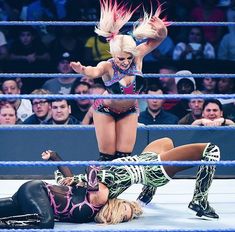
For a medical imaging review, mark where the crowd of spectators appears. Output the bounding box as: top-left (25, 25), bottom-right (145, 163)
top-left (0, 0), bottom-right (234, 126)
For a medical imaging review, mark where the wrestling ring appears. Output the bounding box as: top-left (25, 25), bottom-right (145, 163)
top-left (0, 19), bottom-right (235, 232)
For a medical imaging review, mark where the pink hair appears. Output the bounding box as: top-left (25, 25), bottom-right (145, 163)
top-left (95, 0), bottom-right (139, 40)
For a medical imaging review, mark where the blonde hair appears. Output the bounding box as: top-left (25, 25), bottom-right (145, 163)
top-left (191, 90), bottom-right (203, 95)
top-left (109, 35), bottom-right (138, 56)
top-left (95, 0), bottom-right (169, 57)
top-left (31, 88), bottom-right (51, 95)
top-left (133, 4), bottom-right (168, 41)
top-left (94, 198), bottom-right (143, 224)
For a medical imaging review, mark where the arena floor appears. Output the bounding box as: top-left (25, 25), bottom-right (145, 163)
top-left (0, 179), bottom-right (234, 231)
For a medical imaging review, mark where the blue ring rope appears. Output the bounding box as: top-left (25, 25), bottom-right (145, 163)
top-left (0, 73), bottom-right (235, 78)
top-left (0, 94), bottom-right (234, 100)
top-left (0, 125), bottom-right (234, 131)
top-left (2, 229), bottom-right (235, 232)
top-left (0, 21), bottom-right (235, 26)
top-left (0, 160), bottom-right (234, 167)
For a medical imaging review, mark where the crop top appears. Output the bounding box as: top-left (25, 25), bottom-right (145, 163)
top-left (103, 58), bottom-right (145, 94)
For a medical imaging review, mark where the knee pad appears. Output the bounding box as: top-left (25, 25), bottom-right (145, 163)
top-left (115, 151), bottom-right (131, 159)
top-left (202, 143), bottom-right (220, 162)
top-left (99, 152), bottom-right (115, 161)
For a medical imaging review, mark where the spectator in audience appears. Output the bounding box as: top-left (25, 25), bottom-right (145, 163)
top-left (44, 99), bottom-right (79, 125)
top-left (70, 80), bottom-right (91, 122)
top-left (226, 0), bottom-right (235, 27)
top-left (170, 70), bottom-right (196, 119)
top-left (0, 1), bottom-right (23, 21)
top-left (192, 99), bottom-right (234, 126)
top-left (200, 77), bottom-right (217, 94)
top-left (138, 84), bottom-right (179, 125)
top-left (217, 30), bottom-right (235, 61)
top-left (49, 26), bottom-right (84, 65)
top-left (65, 0), bottom-right (99, 21)
top-left (53, 0), bottom-right (67, 20)
top-left (178, 91), bottom-right (204, 125)
top-left (158, 65), bottom-right (179, 111)
top-left (0, 30), bottom-right (8, 61)
top-left (0, 0), bottom-right (9, 21)
top-left (223, 100), bottom-right (235, 122)
top-left (0, 0), bottom-right (20, 20)
top-left (217, 78), bottom-right (235, 94)
top-left (23, 89), bottom-right (51, 124)
top-left (42, 52), bottom-right (76, 94)
top-left (0, 102), bottom-right (19, 125)
top-left (173, 26), bottom-right (215, 60)
top-left (1, 78), bottom-right (33, 122)
top-left (217, 77), bottom-right (235, 104)
top-left (175, 70), bottom-right (196, 94)
top-left (9, 26), bottom-right (50, 72)
top-left (20, 0), bottom-right (57, 21)
top-left (82, 83), bottom-right (106, 125)
top-left (143, 36), bottom-right (175, 62)
top-left (217, 0), bottom-right (235, 61)
top-left (190, 0), bottom-right (225, 47)
top-left (80, 75), bottom-right (95, 86)
top-left (84, 34), bottom-right (112, 63)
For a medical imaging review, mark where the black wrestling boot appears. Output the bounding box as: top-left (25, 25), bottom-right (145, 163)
top-left (137, 185), bottom-right (157, 205)
top-left (188, 143), bottom-right (220, 219)
top-left (86, 166), bottom-right (99, 191)
top-left (114, 151), bottom-right (131, 159)
top-left (0, 214), bottom-right (40, 229)
top-left (99, 152), bottom-right (115, 161)
top-left (188, 200), bottom-right (219, 219)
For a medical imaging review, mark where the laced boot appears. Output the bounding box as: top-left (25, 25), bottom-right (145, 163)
top-left (188, 199), bottom-right (219, 219)
top-left (137, 185), bottom-right (157, 205)
top-left (188, 143), bottom-right (220, 219)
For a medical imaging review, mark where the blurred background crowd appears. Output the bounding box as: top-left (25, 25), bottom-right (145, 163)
top-left (0, 0), bottom-right (234, 126)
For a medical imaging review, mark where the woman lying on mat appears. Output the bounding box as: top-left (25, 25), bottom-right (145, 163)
top-left (0, 138), bottom-right (220, 228)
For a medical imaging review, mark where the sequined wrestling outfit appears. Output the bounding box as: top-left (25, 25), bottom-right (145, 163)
top-left (93, 58), bottom-right (145, 120)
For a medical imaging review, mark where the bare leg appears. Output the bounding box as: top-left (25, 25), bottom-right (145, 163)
top-left (159, 143), bottom-right (207, 177)
top-left (142, 137), bottom-right (174, 154)
top-left (116, 113), bottom-right (138, 156)
top-left (93, 112), bottom-right (116, 160)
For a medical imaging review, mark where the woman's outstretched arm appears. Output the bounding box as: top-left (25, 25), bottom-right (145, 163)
top-left (41, 150), bottom-right (73, 177)
top-left (70, 61), bottom-right (110, 79)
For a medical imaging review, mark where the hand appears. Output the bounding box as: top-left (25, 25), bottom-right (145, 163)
top-left (213, 118), bottom-right (225, 126)
top-left (201, 118), bottom-right (222, 126)
top-left (201, 118), bottom-right (214, 126)
top-left (149, 16), bottom-right (167, 39)
top-left (59, 177), bottom-right (75, 186)
top-left (186, 44), bottom-right (193, 53)
top-left (70, 61), bottom-right (85, 74)
top-left (41, 150), bottom-right (53, 160)
top-left (26, 53), bottom-right (36, 63)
